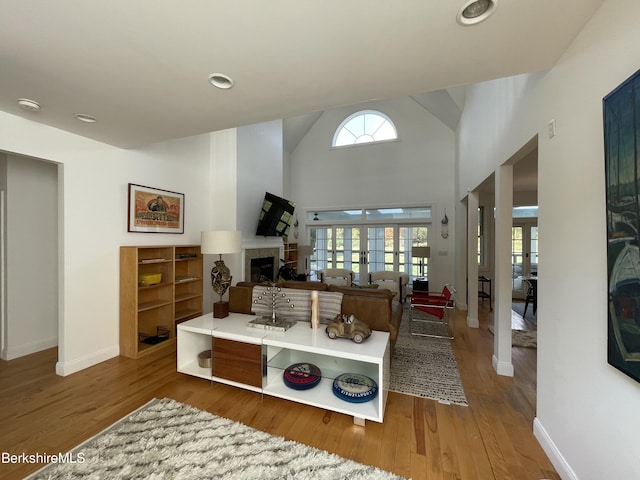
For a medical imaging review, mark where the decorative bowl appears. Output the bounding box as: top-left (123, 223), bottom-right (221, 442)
top-left (139, 272), bottom-right (162, 286)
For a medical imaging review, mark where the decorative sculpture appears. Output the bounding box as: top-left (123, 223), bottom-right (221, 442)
top-left (211, 259), bottom-right (232, 299)
top-left (248, 284), bottom-right (297, 331)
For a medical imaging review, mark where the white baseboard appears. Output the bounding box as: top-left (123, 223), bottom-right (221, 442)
top-left (492, 354), bottom-right (514, 376)
top-left (533, 417), bottom-right (578, 480)
top-left (1, 336), bottom-right (58, 360)
top-left (55, 345), bottom-right (119, 376)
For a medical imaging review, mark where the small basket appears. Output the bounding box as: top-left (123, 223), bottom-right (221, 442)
top-left (198, 350), bottom-right (212, 368)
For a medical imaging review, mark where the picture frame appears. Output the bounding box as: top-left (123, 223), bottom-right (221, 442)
top-left (127, 183), bottom-right (184, 234)
top-left (604, 68), bottom-right (640, 383)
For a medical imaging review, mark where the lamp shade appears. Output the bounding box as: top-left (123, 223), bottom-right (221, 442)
top-left (201, 231), bottom-right (241, 255)
top-left (297, 245), bottom-right (314, 257)
top-left (412, 246), bottom-right (431, 258)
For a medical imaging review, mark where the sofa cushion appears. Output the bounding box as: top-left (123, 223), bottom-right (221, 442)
top-left (280, 280), bottom-right (329, 291)
top-left (328, 285), bottom-right (394, 306)
top-left (229, 280), bottom-right (402, 353)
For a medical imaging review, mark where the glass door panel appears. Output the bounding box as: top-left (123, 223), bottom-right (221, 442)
top-left (309, 227), bottom-right (330, 279)
top-left (512, 222), bottom-right (538, 298)
top-left (530, 226), bottom-right (539, 275)
top-left (512, 226), bottom-right (524, 295)
top-left (335, 227), bottom-right (362, 283)
top-left (400, 226), bottom-right (429, 283)
top-left (368, 226), bottom-right (394, 273)
top-left (309, 226), bottom-right (362, 282)
top-left (312, 223), bottom-right (429, 284)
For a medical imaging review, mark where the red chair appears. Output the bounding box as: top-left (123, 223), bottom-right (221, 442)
top-left (410, 284), bottom-right (456, 339)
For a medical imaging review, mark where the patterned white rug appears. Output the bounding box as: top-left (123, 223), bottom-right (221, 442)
top-left (27, 398), bottom-right (406, 480)
top-left (389, 308), bottom-right (468, 406)
top-left (488, 324), bottom-right (537, 348)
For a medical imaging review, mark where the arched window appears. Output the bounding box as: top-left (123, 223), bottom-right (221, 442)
top-left (332, 110), bottom-right (398, 147)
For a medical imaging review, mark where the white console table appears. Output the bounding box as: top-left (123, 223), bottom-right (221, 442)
top-left (177, 313), bottom-right (390, 424)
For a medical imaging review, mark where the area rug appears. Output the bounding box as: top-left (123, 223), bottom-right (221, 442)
top-left (389, 308), bottom-right (468, 406)
top-left (488, 324), bottom-right (537, 348)
top-left (512, 301), bottom-right (537, 324)
top-left (28, 398), bottom-right (406, 480)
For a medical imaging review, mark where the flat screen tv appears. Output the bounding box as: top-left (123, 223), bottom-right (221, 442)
top-left (256, 192), bottom-right (296, 237)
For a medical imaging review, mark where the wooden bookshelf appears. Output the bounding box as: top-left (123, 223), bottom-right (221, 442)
top-left (120, 245), bottom-right (203, 359)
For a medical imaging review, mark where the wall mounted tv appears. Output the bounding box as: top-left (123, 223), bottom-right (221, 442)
top-left (256, 192), bottom-right (296, 237)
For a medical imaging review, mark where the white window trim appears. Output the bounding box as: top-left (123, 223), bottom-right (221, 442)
top-left (332, 110), bottom-right (398, 148)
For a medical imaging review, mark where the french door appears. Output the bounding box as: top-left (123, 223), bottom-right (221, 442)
top-left (312, 226), bottom-right (363, 282)
top-left (310, 224), bottom-right (428, 284)
top-left (512, 222), bottom-right (539, 298)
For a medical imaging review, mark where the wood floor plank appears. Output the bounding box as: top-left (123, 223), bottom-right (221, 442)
top-left (0, 303), bottom-right (560, 480)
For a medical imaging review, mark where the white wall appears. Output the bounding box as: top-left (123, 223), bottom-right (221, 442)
top-left (3, 155), bottom-right (58, 359)
top-left (237, 120), bottom-right (284, 243)
top-left (203, 121), bottom-right (285, 289)
top-left (289, 97), bottom-right (456, 289)
top-left (0, 111), bottom-right (217, 375)
top-left (457, 0), bottom-right (640, 478)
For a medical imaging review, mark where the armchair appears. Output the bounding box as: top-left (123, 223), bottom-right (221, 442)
top-left (318, 268), bottom-right (354, 286)
top-left (368, 271), bottom-right (410, 302)
top-left (410, 284), bottom-right (456, 339)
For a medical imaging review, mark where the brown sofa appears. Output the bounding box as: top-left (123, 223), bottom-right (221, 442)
top-left (228, 280), bottom-right (403, 351)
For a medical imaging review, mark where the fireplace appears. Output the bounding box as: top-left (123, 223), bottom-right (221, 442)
top-left (250, 257), bottom-right (275, 282)
top-left (244, 247), bottom-right (281, 283)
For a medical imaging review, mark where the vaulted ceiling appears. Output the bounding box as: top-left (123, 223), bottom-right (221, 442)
top-left (0, 1), bottom-right (604, 149)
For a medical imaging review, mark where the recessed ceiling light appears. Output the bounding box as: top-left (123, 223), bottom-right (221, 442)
top-left (74, 113), bottom-right (97, 123)
top-left (208, 73), bottom-right (234, 90)
top-left (17, 98), bottom-right (41, 112)
top-left (457, 0), bottom-right (497, 25)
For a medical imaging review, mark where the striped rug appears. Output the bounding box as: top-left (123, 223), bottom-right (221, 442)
top-left (389, 308), bottom-right (468, 406)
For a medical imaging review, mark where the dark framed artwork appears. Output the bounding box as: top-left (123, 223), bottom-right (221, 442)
top-left (604, 68), bottom-right (640, 383)
top-left (127, 183), bottom-right (184, 233)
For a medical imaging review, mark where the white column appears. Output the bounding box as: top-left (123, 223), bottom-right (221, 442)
top-left (493, 165), bottom-right (514, 376)
top-left (467, 191), bottom-right (479, 328)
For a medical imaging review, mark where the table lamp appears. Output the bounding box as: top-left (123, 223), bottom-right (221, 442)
top-left (297, 245), bottom-right (314, 276)
top-left (201, 230), bottom-right (241, 318)
top-left (412, 246), bottom-right (430, 279)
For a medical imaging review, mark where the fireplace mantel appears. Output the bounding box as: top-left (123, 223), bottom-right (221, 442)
top-left (242, 239), bottom-right (284, 282)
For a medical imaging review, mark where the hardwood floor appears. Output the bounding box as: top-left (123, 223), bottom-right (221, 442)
top-left (0, 304), bottom-right (558, 480)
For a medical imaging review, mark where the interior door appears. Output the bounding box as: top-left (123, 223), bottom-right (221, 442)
top-left (512, 222), bottom-right (538, 298)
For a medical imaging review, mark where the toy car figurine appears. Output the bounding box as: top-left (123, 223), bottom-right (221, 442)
top-left (325, 314), bottom-right (372, 344)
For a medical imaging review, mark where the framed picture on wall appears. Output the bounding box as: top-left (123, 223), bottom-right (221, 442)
top-left (127, 183), bottom-right (184, 234)
top-left (604, 68), bottom-right (640, 383)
